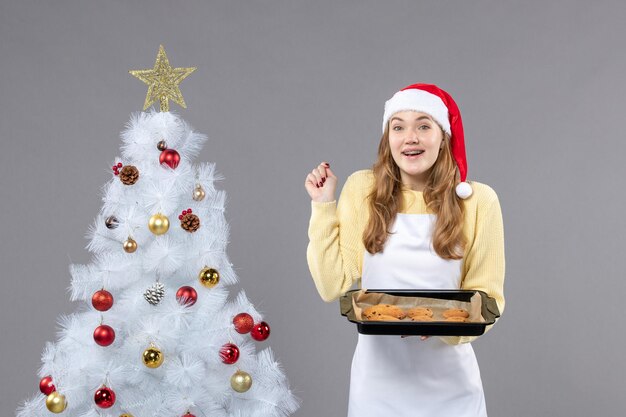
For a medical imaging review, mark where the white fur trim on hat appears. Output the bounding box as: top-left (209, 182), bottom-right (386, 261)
top-left (383, 89), bottom-right (451, 134)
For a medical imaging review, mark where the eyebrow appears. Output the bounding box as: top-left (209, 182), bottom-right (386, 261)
top-left (390, 115), bottom-right (432, 123)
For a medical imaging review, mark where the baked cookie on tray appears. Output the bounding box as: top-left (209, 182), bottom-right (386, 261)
top-left (444, 316), bottom-right (468, 322)
top-left (367, 314), bottom-right (402, 322)
top-left (409, 315), bottom-right (434, 322)
top-left (405, 307), bottom-right (434, 318)
top-left (362, 304), bottom-right (406, 320)
top-left (442, 308), bottom-right (469, 319)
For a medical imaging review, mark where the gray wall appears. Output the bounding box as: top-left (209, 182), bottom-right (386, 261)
top-left (1, 1), bottom-right (624, 416)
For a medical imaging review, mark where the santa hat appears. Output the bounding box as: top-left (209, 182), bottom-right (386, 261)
top-left (382, 83), bottom-right (472, 199)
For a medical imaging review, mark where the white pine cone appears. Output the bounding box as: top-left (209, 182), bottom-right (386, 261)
top-left (143, 282), bottom-right (165, 305)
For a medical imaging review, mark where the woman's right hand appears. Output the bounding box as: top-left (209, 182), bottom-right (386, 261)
top-left (305, 161), bottom-right (338, 203)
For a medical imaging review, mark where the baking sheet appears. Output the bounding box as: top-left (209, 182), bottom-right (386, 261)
top-left (352, 289), bottom-right (484, 323)
top-left (339, 289), bottom-right (500, 336)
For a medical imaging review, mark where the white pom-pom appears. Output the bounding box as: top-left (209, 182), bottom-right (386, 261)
top-left (455, 181), bottom-right (473, 199)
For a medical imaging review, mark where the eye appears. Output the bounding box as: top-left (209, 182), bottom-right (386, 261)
top-left (418, 124), bottom-right (430, 130)
top-left (392, 125), bottom-right (403, 131)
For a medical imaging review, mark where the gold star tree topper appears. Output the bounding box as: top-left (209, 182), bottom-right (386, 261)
top-left (129, 45), bottom-right (196, 112)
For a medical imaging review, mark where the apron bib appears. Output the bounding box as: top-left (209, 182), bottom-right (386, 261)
top-left (347, 214), bottom-right (487, 417)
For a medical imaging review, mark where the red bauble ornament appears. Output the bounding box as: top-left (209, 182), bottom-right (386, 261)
top-left (219, 343), bottom-right (240, 365)
top-left (92, 289), bottom-right (114, 311)
top-left (176, 286), bottom-right (198, 306)
top-left (93, 324), bottom-right (115, 346)
top-left (39, 375), bottom-right (56, 395)
top-left (94, 386), bottom-right (116, 408)
top-left (159, 149), bottom-right (181, 169)
top-left (233, 313), bottom-right (254, 334)
top-left (182, 414), bottom-right (196, 417)
top-left (251, 321), bottom-right (271, 341)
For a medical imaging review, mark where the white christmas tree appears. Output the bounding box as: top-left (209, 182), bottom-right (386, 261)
top-left (16, 46), bottom-right (299, 417)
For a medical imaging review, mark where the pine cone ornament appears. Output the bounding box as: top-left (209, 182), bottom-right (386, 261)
top-left (119, 165), bottom-right (139, 185)
top-left (180, 210), bottom-right (200, 233)
top-left (143, 282), bottom-right (165, 305)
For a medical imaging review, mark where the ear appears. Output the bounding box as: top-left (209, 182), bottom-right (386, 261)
top-left (440, 131), bottom-right (448, 149)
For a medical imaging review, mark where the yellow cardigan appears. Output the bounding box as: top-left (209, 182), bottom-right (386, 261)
top-left (306, 169), bottom-right (505, 344)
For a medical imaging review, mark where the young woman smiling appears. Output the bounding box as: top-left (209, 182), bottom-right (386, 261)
top-left (305, 83), bottom-right (505, 417)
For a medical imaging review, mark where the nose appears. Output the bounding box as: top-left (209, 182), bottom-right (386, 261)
top-left (406, 128), bottom-right (420, 143)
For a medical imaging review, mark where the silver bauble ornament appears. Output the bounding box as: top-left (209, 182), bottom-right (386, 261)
top-left (105, 215), bottom-right (118, 229)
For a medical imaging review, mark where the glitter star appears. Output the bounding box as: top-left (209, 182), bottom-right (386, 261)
top-left (129, 45), bottom-right (196, 112)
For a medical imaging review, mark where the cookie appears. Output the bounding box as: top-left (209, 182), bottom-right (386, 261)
top-left (409, 315), bottom-right (434, 322)
top-left (362, 304), bottom-right (406, 320)
top-left (444, 316), bottom-right (467, 322)
top-left (442, 308), bottom-right (469, 319)
top-left (367, 314), bottom-right (401, 322)
top-left (406, 307), bottom-right (434, 318)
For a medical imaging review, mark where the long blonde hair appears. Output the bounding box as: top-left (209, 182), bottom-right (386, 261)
top-left (363, 124), bottom-right (466, 259)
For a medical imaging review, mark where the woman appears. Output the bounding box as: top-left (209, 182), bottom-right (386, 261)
top-left (305, 83), bottom-right (505, 416)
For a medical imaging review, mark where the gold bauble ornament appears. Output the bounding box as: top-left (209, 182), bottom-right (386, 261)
top-left (120, 414), bottom-right (134, 417)
top-left (142, 346), bottom-right (164, 368)
top-left (46, 391), bottom-right (67, 413)
top-left (123, 237), bottom-right (137, 253)
top-left (198, 267), bottom-right (220, 288)
top-left (148, 213), bottom-right (170, 235)
top-left (230, 370), bottom-right (252, 393)
top-left (192, 184), bottom-right (206, 201)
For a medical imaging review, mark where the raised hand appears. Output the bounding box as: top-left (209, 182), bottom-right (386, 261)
top-left (304, 161), bottom-right (338, 203)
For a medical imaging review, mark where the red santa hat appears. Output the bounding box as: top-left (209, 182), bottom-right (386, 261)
top-left (382, 83), bottom-right (472, 199)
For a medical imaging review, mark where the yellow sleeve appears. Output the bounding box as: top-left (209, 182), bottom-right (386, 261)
top-left (306, 174), bottom-right (364, 302)
top-left (441, 190), bottom-right (505, 345)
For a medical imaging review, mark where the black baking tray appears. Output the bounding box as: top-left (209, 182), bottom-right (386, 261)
top-left (340, 289), bottom-right (500, 336)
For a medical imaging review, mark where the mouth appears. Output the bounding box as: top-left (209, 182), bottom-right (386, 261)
top-left (402, 150), bottom-right (425, 158)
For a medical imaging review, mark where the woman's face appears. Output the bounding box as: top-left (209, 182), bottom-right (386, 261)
top-left (388, 111), bottom-right (444, 191)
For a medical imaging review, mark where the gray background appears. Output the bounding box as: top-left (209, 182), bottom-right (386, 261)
top-left (1, 1), bottom-right (624, 416)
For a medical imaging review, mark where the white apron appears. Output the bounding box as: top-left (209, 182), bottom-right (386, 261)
top-left (347, 214), bottom-right (487, 417)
